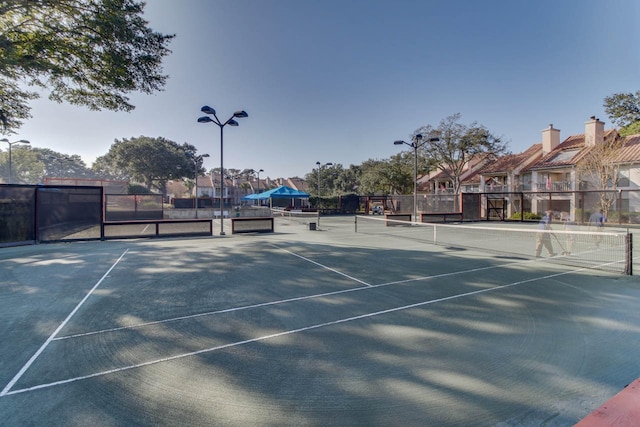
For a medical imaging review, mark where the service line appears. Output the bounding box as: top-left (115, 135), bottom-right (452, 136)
top-left (54, 246), bottom-right (527, 341)
top-left (0, 249), bottom-right (130, 397)
top-left (273, 245), bottom-right (373, 286)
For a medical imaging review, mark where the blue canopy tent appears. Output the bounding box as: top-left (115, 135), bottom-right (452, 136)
top-left (241, 185), bottom-right (310, 208)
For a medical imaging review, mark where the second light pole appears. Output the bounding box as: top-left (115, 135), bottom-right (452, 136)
top-left (256, 168), bottom-right (264, 205)
top-left (2, 138), bottom-right (31, 184)
top-left (394, 134), bottom-right (439, 222)
top-left (198, 106), bottom-right (248, 235)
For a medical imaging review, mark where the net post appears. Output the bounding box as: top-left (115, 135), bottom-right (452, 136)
top-left (433, 224), bottom-right (437, 245)
top-left (100, 186), bottom-right (105, 241)
top-left (625, 233), bottom-right (633, 276)
top-left (355, 215), bottom-right (358, 233)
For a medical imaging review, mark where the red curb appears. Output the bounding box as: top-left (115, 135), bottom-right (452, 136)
top-left (574, 378), bottom-right (640, 426)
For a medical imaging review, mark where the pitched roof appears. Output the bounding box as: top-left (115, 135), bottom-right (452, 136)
top-left (527, 130), bottom-right (618, 170)
top-left (461, 169), bottom-right (482, 185)
top-left (614, 134), bottom-right (640, 163)
top-left (285, 177), bottom-right (308, 192)
top-left (479, 144), bottom-right (542, 174)
top-left (196, 176), bottom-right (213, 187)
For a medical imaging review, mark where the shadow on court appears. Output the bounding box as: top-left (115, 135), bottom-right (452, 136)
top-left (0, 221), bottom-right (639, 426)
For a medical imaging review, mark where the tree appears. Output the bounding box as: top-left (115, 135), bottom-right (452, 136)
top-left (604, 91), bottom-right (640, 137)
top-left (92, 151), bottom-right (130, 180)
top-left (127, 183), bottom-right (151, 194)
top-left (241, 168), bottom-right (258, 179)
top-left (97, 136), bottom-right (197, 197)
top-left (33, 148), bottom-right (95, 179)
top-left (0, 0), bottom-right (174, 134)
top-left (357, 157), bottom-right (409, 195)
top-left (334, 164), bottom-right (360, 195)
top-left (415, 113), bottom-right (508, 195)
top-left (576, 133), bottom-right (625, 217)
top-left (305, 163), bottom-right (340, 196)
top-left (0, 143), bottom-right (40, 183)
top-left (0, 145), bottom-right (95, 183)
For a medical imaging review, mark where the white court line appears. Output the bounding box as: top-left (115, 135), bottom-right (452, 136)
top-left (55, 247), bottom-right (526, 341)
top-left (3, 266), bottom-right (586, 397)
top-left (273, 245), bottom-right (373, 286)
top-left (0, 249), bottom-right (130, 397)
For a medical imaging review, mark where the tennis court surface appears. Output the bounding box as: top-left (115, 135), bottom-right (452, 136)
top-left (1, 216), bottom-right (639, 426)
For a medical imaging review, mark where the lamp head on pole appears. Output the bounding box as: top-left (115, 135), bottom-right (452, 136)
top-left (393, 140), bottom-right (406, 146)
top-left (201, 105), bottom-right (216, 115)
top-left (233, 110), bottom-right (248, 118)
top-left (2, 138), bottom-right (30, 145)
top-left (197, 116), bottom-right (213, 123)
top-left (227, 119), bottom-right (239, 126)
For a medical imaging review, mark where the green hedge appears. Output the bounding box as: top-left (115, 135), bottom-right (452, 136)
top-left (509, 212), bottom-right (541, 220)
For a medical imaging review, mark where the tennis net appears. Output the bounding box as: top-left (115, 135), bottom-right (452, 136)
top-left (355, 215), bottom-right (632, 275)
top-left (271, 208), bottom-right (320, 227)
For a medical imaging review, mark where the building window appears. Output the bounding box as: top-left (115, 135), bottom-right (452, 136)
top-left (618, 168), bottom-right (630, 187)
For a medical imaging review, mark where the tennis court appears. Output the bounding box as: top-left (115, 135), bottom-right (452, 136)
top-left (1, 216), bottom-right (638, 426)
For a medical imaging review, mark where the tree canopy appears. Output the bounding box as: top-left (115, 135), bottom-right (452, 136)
top-left (94, 136), bottom-right (198, 194)
top-left (0, 145), bottom-right (95, 183)
top-left (414, 113), bottom-right (508, 195)
top-left (357, 155), bottom-right (414, 195)
top-left (604, 91), bottom-right (640, 137)
top-left (0, 0), bottom-right (174, 134)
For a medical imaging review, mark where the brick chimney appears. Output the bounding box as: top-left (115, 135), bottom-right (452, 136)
top-left (585, 116), bottom-right (604, 147)
top-left (541, 124), bottom-right (560, 155)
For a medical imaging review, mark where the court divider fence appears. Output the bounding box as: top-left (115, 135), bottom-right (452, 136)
top-left (2, 184), bottom-right (639, 248)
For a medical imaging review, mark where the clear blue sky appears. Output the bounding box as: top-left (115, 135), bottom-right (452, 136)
top-left (16, 0), bottom-right (640, 179)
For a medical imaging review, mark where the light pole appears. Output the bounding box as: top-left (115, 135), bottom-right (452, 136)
top-left (394, 134), bottom-right (439, 222)
top-left (2, 138), bottom-right (31, 184)
top-left (198, 106), bottom-right (248, 235)
top-left (192, 153), bottom-right (210, 218)
top-left (256, 168), bottom-right (263, 206)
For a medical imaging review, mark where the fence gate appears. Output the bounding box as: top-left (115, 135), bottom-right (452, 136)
top-left (487, 197), bottom-right (506, 220)
top-left (461, 193), bottom-right (481, 221)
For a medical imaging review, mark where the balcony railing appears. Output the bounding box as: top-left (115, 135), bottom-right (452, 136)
top-left (484, 184), bottom-right (508, 193)
top-left (535, 181), bottom-right (573, 191)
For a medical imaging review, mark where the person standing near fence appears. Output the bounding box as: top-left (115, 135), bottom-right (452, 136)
top-left (535, 210), bottom-right (556, 258)
top-left (589, 209), bottom-right (606, 247)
